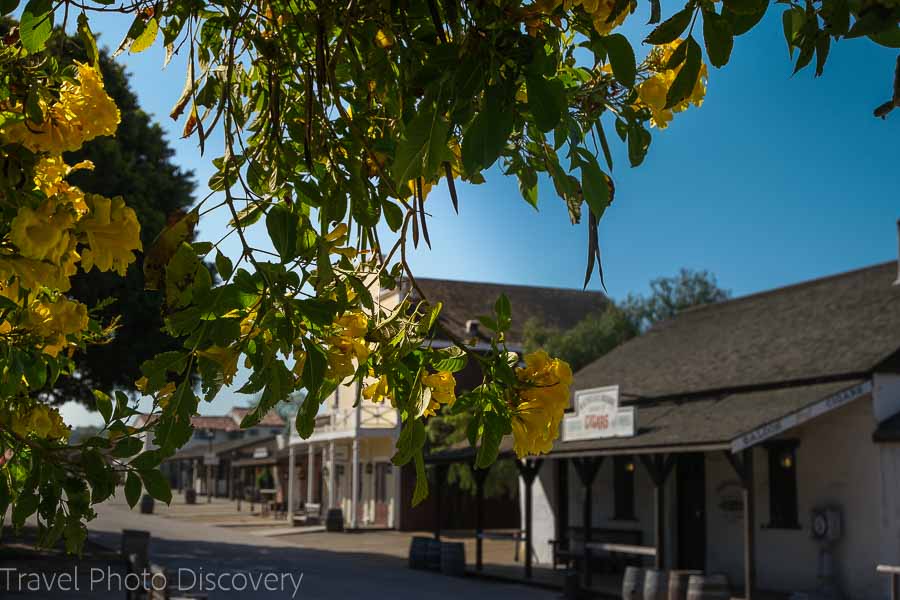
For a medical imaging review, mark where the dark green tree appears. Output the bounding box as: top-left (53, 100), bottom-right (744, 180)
top-left (620, 268), bottom-right (730, 332)
top-left (40, 32), bottom-right (196, 407)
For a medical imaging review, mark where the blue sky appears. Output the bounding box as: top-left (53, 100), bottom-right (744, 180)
top-left (60, 8), bottom-right (900, 427)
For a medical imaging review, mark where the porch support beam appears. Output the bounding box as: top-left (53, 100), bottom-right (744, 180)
top-left (287, 446), bottom-right (296, 523)
top-left (473, 465), bottom-right (489, 571)
top-left (723, 449), bottom-right (756, 600)
top-left (517, 459), bottom-right (543, 580)
top-left (572, 457), bottom-right (603, 588)
top-left (640, 454), bottom-right (675, 569)
top-left (433, 463), bottom-right (448, 541)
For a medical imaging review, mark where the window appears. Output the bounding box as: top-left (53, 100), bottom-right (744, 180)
top-left (614, 455), bottom-right (636, 520)
top-left (766, 441), bottom-right (800, 529)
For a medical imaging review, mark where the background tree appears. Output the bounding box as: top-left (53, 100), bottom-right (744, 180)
top-left (620, 268), bottom-right (730, 332)
top-left (40, 31), bottom-right (196, 407)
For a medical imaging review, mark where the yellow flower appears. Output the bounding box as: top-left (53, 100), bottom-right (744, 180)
top-left (10, 202), bottom-right (75, 264)
top-left (637, 39), bottom-right (708, 129)
top-left (33, 156), bottom-right (93, 214)
top-left (2, 63), bottom-right (120, 154)
top-left (28, 406), bottom-right (52, 438)
top-left (78, 194), bottom-right (142, 276)
top-left (196, 345), bottom-right (240, 385)
top-left (325, 312), bottom-right (370, 382)
top-left (0, 255), bottom-right (73, 292)
top-left (422, 398), bottom-right (442, 418)
top-left (363, 375), bottom-right (391, 404)
top-left (27, 296), bottom-right (88, 356)
top-left (510, 351), bottom-right (573, 458)
top-left (422, 370), bottom-right (456, 407)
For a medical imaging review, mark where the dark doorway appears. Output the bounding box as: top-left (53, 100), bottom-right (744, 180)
top-left (676, 453), bottom-right (706, 570)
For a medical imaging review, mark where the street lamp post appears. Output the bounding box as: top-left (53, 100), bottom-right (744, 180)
top-left (206, 429), bottom-right (214, 504)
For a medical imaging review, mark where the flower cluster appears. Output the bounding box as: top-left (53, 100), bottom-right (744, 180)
top-left (636, 40), bottom-right (708, 129)
top-left (421, 370), bottom-right (457, 417)
top-left (523, 0), bottom-right (634, 36)
top-left (325, 312), bottom-right (370, 382)
top-left (2, 404), bottom-right (70, 441)
top-left (3, 62), bottom-right (120, 154)
top-left (509, 350), bottom-right (573, 458)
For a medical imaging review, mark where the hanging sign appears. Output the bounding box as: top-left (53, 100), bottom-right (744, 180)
top-left (562, 385), bottom-right (635, 441)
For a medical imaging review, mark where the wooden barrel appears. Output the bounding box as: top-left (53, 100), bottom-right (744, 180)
top-left (325, 508), bottom-right (344, 532)
top-left (668, 571), bottom-right (703, 600)
top-left (440, 542), bottom-right (466, 576)
top-left (643, 569), bottom-right (669, 600)
top-left (140, 494), bottom-right (155, 514)
top-left (622, 566), bottom-right (645, 600)
top-left (425, 538), bottom-right (442, 571)
top-left (686, 574), bottom-right (730, 600)
top-left (408, 536), bottom-right (431, 569)
top-left (184, 488), bottom-right (196, 504)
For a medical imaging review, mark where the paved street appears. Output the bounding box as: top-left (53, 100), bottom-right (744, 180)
top-left (83, 497), bottom-right (557, 600)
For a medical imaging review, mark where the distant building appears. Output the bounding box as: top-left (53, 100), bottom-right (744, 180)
top-left (285, 276), bottom-right (607, 530)
top-left (134, 406), bottom-right (285, 451)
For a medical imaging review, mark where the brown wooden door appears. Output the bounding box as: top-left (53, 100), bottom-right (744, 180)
top-left (676, 453), bottom-right (707, 570)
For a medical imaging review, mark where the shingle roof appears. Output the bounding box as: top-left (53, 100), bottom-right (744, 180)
top-left (229, 407), bottom-right (286, 427)
top-left (168, 435), bottom-right (279, 461)
top-left (575, 261), bottom-right (900, 401)
top-left (191, 416), bottom-right (240, 431)
top-left (407, 277), bottom-right (608, 346)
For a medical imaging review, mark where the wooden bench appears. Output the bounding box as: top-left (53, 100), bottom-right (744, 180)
top-left (476, 530), bottom-right (528, 562)
top-left (292, 502), bottom-right (322, 525)
top-left (549, 527), bottom-right (643, 572)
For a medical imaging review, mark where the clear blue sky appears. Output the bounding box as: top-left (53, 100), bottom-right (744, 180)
top-left (60, 8), bottom-right (900, 427)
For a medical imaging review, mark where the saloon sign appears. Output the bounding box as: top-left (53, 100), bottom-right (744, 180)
top-left (562, 385), bottom-right (635, 441)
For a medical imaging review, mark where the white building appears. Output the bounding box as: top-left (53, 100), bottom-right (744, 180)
top-left (512, 259), bottom-right (900, 599)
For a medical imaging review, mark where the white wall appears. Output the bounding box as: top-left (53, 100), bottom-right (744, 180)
top-left (526, 393), bottom-right (889, 598)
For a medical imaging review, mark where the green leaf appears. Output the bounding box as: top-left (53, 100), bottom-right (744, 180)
top-left (431, 346), bottom-right (468, 373)
top-left (0, 0), bottom-right (20, 16)
top-left (392, 418), bottom-right (426, 466)
top-left (723, 3), bottom-right (768, 36)
top-left (140, 469), bottom-right (172, 504)
top-left (578, 152), bottom-right (611, 219)
top-left (645, 6), bottom-right (694, 45)
top-left (723, 0), bottom-right (766, 16)
top-left (494, 293), bottom-right (511, 332)
top-left (703, 8), bottom-right (734, 68)
top-left (94, 390), bottom-right (113, 424)
top-left (393, 106), bottom-right (450, 186)
top-left (19, 0), bottom-right (53, 53)
top-left (383, 200), bottom-right (404, 232)
top-left (870, 27), bottom-right (900, 48)
top-left (664, 36), bottom-right (702, 109)
top-left (124, 472), bottom-right (142, 509)
top-left (266, 203), bottom-right (299, 262)
top-left (603, 34), bottom-right (636, 89)
top-left (130, 451), bottom-right (162, 471)
top-left (12, 492), bottom-right (39, 528)
top-left (782, 8), bottom-right (805, 55)
top-left (475, 412), bottom-right (505, 469)
top-left (412, 452), bottom-right (429, 507)
top-left (77, 13), bottom-right (100, 68)
top-left (215, 250), bottom-right (234, 279)
top-left (815, 32), bottom-right (830, 76)
top-left (461, 86), bottom-right (514, 175)
top-left (526, 75), bottom-right (566, 132)
top-left (112, 437), bottom-right (144, 459)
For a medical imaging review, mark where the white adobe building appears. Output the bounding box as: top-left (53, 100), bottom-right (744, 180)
top-left (513, 258), bottom-right (900, 599)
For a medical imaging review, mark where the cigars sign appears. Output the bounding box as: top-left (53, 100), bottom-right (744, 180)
top-left (562, 385), bottom-right (635, 441)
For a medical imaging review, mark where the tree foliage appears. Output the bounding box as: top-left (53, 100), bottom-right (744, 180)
top-left (620, 268), bottom-right (730, 332)
top-left (0, 0), bottom-right (895, 553)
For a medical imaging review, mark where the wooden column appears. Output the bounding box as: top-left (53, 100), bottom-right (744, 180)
top-left (474, 465), bottom-right (489, 571)
top-left (557, 458), bottom-right (569, 545)
top-left (433, 463), bottom-right (448, 540)
top-left (640, 454), bottom-right (675, 570)
top-left (517, 459), bottom-right (543, 580)
top-left (725, 449), bottom-right (756, 600)
top-left (572, 457), bottom-right (603, 588)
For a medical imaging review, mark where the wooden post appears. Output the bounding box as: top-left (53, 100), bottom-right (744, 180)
top-left (724, 449), bottom-right (756, 600)
top-left (640, 454), bottom-right (675, 570)
top-left (474, 465), bottom-right (488, 571)
top-left (572, 457), bottom-right (603, 588)
top-left (433, 464), bottom-right (447, 541)
top-left (517, 459), bottom-right (543, 580)
top-left (557, 458), bottom-right (569, 546)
